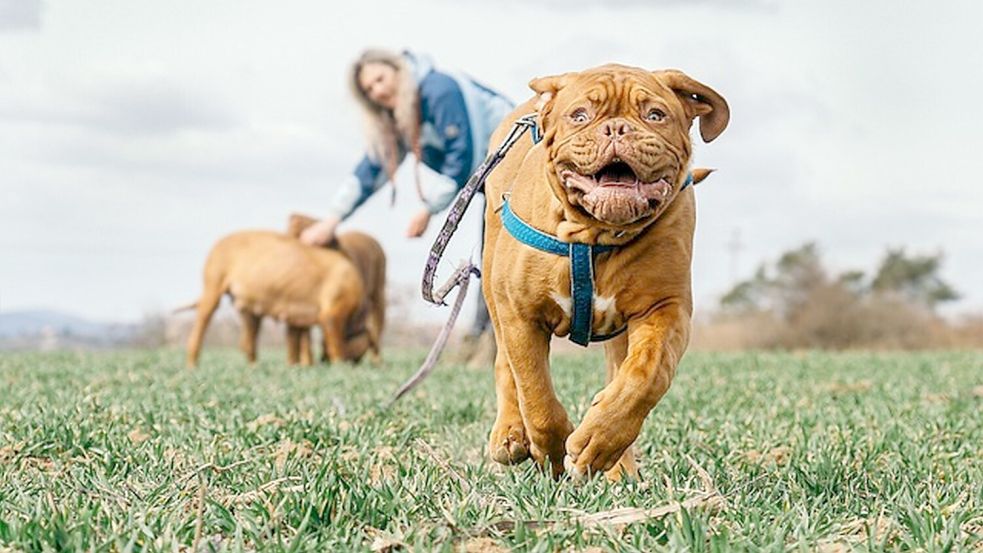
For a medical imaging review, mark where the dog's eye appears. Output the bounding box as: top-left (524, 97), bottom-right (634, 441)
top-left (569, 108), bottom-right (591, 124)
top-left (646, 108), bottom-right (666, 122)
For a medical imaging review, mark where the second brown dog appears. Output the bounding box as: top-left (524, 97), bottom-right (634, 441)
top-left (185, 223), bottom-right (385, 367)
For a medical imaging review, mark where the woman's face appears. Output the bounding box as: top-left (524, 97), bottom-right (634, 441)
top-left (359, 62), bottom-right (398, 110)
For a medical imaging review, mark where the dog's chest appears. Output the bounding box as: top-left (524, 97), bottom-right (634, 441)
top-left (547, 286), bottom-right (626, 338)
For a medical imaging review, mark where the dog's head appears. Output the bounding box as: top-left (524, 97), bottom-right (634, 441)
top-left (286, 212), bottom-right (343, 249)
top-left (530, 65), bottom-right (729, 231)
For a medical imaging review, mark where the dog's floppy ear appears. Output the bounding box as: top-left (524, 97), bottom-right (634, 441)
top-left (528, 72), bottom-right (577, 143)
top-left (656, 70), bottom-right (730, 143)
top-left (529, 72), bottom-right (576, 109)
top-left (286, 212), bottom-right (319, 238)
top-left (528, 71), bottom-right (578, 133)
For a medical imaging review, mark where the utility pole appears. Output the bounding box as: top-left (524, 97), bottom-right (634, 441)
top-left (726, 228), bottom-right (743, 283)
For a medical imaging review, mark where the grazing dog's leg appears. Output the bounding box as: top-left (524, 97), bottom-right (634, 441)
top-left (238, 310), bottom-right (261, 363)
top-left (498, 314), bottom-right (573, 478)
top-left (186, 288), bottom-right (223, 368)
top-left (319, 300), bottom-right (359, 364)
top-left (600, 334), bottom-right (640, 481)
top-left (564, 302), bottom-right (690, 479)
top-left (319, 314), bottom-right (345, 363)
top-left (366, 319), bottom-right (382, 364)
top-left (319, 270), bottom-right (363, 364)
top-left (286, 326), bottom-right (302, 365)
top-left (367, 289), bottom-right (385, 364)
top-left (363, 305), bottom-right (382, 365)
top-left (299, 328), bottom-right (313, 366)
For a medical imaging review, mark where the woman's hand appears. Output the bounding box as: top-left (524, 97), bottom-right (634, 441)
top-left (300, 216), bottom-right (341, 246)
top-left (405, 208), bottom-right (432, 238)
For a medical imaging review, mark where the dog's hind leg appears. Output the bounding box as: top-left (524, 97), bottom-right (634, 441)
top-left (186, 287), bottom-right (223, 368)
top-left (286, 325), bottom-right (302, 365)
top-left (600, 334), bottom-right (640, 481)
top-left (238, 310), bottom-right (261, 363)
top-left (298, 328), bottom-right (313, 366)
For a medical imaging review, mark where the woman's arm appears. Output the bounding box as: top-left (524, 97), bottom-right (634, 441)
top-left (301, 154), bottom-right (397, 246)
top-left (325, 155), bottom-right (392, 220)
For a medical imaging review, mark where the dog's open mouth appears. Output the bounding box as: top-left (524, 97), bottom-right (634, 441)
top-left (596, 161), bottom-right (637, 187)
top-left (560, 160), bottom-right (673, 225)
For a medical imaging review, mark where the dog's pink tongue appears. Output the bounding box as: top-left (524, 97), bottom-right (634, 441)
top-left (598, 164), bottom-right (637, 185)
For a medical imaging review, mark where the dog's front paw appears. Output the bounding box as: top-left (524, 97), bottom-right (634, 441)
top-left (564, 392), bottom-right (645, 480)
top-left (487, 419), bottom-right (530, 465)
top-left (604, 446), bottom-right (640, 481)
top-left (563, 450), bottom-right (638, 481)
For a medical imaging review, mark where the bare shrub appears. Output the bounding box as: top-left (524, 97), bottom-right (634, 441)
top-left (695, 242), bottom-right (982, 351)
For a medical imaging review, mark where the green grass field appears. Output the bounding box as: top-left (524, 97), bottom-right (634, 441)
top-left (1, 349), bottom-right (981, 552)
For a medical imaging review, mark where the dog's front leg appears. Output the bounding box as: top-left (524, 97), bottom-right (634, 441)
top-left (488, 345), bottom-right (531, 465)
top-left (564, 300), bottom-right (690, 479)
top-left (498, 313), bottom-right (573, 478)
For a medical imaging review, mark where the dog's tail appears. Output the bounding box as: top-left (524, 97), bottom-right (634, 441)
top-left (171, 301), bottom-right (198, 314)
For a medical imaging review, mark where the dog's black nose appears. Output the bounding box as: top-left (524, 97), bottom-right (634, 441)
top-left (600, 119), bottom-right (633, 139)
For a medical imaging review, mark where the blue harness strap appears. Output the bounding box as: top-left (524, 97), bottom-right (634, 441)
top-left (500, 200), bottom-right (620, 346)
top-left (569, 243), bottom-right (595, 345)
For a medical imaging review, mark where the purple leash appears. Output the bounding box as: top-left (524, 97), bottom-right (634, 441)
top-left (387, 114), bottom-right (538, 405)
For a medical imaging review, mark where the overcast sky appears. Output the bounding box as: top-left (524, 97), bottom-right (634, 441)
top-left (1, 0), bottom-right (981, 324)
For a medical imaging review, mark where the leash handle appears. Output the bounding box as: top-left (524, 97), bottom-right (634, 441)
top-left (420, 114), bottom-right (537, 306)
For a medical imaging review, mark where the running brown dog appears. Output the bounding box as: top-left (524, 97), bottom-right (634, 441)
top-left (481, 64), bottom-right (729, 480)
top-left (185, 226), bottom-right (385, 367)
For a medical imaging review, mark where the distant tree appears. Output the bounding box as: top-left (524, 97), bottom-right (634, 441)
top-left (772, 242), bottom-right (826, 315)
top-left (837, 270), bottom-right (867, 295)
top-left (720, 265), bottom-right (769, 311)
top-left (711, 242), bottom-right (965, 349)
top-left (720, 243), bottom-right (830, 317)
top-left (870, 248), bottom-right (959, 310)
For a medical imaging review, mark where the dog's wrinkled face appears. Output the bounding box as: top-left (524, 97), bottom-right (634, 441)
top-left (531, 65), bottom-right (729, 229)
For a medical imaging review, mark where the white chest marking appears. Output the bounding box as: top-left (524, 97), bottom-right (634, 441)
top-left (594, 295), bottom-right (619, 330)
top-left (550, 291), bottom-right (572, 318)
top-left (550, 292), bottom-right (619, 325)
top-left (594, 295), bottom-right (616, 315)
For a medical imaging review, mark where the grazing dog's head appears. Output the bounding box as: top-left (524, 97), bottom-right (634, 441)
top-left (531, 65), bottom-right (729, 231)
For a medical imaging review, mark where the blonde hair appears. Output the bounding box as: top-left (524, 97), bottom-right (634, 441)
top-left (349, 48), bottom-right (422, 200)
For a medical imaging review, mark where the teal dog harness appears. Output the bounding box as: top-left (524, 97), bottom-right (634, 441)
top-left (499, 169), bottom-right (693, 346)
